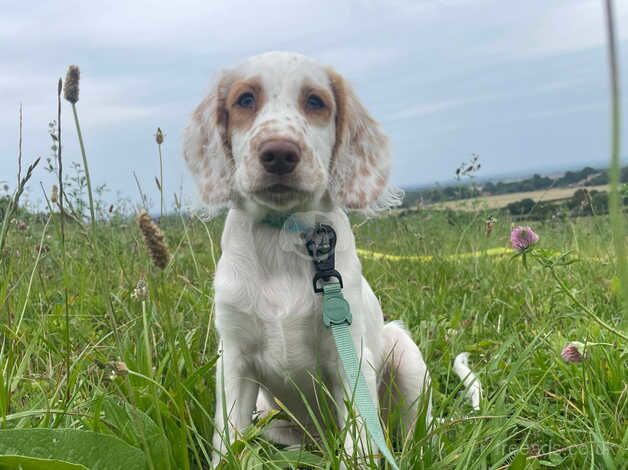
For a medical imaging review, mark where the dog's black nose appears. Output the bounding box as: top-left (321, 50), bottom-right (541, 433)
top-left (259, 140), bottom-right (300, 175)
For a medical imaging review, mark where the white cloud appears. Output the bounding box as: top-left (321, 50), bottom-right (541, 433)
top-left (385, 98), bottom-right (471, 121)
top-left (535, 78), bottom-right (591, 93)
top-left (523, 102), bottom-right (606, 120)
top-left (314, 46), bottom-right (407, 76)
top-left (473, 0), bottom-right (628, 60)
top-left (0, 63), bottom-right (162, 129)
top-left (384, 76), bottom-right (596, 123)
top-left (524, 0), bottom-right (628, 57)
top-left (0, 1), bottom-right (378, 53)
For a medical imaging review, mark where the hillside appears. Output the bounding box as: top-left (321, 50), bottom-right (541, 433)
top-left (403, 165), bottom-right (628, 207)
top-left (430, 184), bottom-right (610, 211)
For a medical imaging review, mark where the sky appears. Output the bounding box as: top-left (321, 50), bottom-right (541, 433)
top-left (1, 0), bottom-right (627, 211)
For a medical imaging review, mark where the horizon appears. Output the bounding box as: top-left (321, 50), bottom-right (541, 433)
top-left (5, 159), bottom-right (622, 211)
top-left (404, 158), bottom-right (627, 190)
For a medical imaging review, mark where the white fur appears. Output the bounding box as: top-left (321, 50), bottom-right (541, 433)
top-left (182, 52), bottom-right (429, 467)
top-left (453, 352), bottom-right (482, 411)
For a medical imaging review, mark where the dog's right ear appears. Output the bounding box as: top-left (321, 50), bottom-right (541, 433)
top-left (182, 72), bottom-right (235, 211)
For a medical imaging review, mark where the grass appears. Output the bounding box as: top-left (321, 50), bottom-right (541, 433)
top-left (0, 207), bottom-right (626, 469)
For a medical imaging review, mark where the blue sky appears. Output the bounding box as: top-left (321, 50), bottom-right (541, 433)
top-left (1, 0), bottom-right (627, 211)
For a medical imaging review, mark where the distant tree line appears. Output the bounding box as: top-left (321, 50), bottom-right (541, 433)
top-left (507, 188), bottom-right (627, 221)
top-left (404, 165), bottom-right (628, 207)
top-left (406, 185), bottom-right (481, 206)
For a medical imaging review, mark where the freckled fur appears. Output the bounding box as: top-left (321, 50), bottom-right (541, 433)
top-left (183, 52), bottom-right (402, 215)
top-left (182, 52), bottom-right (428, 467)
top-left (226, 76), bottom-right (266, 133)
top-left (299, 82), bottom-right (334, 126)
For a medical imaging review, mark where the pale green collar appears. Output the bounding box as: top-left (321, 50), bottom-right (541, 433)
top-left (259, 213), bottom-right (308, 233)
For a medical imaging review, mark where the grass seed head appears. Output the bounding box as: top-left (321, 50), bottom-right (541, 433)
top-left (51, 185), bottom-right (59, 204)
top-left (155, 127), bottom-right (164, 144)
top-left (137, 210), bottom-right (170, 269)
top-left (112, 361), bottom-right (129, 376)
top-left (486, 215), bottom-right (497, 236)
top-left (132, 278), bottom-right (149, 300)
top-left (63, 65), bottom-right (81, 104)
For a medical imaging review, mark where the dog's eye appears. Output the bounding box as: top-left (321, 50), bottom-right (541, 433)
top-left (236, 92), bottom-right (255, 109)
top-left (306, 94), bottom-right (325, 110)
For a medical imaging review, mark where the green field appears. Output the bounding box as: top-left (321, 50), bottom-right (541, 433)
top-left (1, 206), bottom-right (626, 469)
top-left (427, 185), bottom-right (610, 211)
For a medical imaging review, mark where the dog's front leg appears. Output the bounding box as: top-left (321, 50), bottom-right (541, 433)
top-left (212, 341), bottom-right (259, 468)
top-left (331, 347), bottom-right (380, 468)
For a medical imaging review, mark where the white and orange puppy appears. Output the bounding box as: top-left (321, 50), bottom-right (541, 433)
top-left (182, 51), bottom-right (431, 467)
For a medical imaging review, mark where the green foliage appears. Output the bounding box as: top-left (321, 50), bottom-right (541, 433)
top-left (0, 455), bottom-right (87, 470)
top-left (405, 184), bottom-right (481, 206)
top-left (486, 172), bottom-right (555, 196)
top-left (0, 195), bottom-right (11, 219)
top-left (503, 187), bottom-right (628, 221)
top-left (2, 208), bottom-right (625, 469)
top-left (555, 166), bottom-right (599, 186)
top-left (0, 429), bottom-right (146, 470)
top-left (506, 198), bottom-right (535, 216)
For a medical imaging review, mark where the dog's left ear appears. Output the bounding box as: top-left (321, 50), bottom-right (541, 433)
top-left (182, 71), bottom-right (235, 214)
top-left (327, 68), bottom-right (402, 212)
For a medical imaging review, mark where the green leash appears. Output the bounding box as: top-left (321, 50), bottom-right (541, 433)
top-left (304, 224), bottom-right (400, 470)
top-left (322, 283), bottom-right (400, 470)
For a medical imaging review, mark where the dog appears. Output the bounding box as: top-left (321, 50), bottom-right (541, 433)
top-left (183, 51), bottom-right (432, 467)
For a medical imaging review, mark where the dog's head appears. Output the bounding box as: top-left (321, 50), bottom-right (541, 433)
top-left (183, 51), bottom-right (401, 215)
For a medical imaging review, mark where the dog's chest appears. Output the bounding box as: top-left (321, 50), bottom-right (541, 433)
top-left (216, 257), bottom-right (339, 376)
top-left (252, 279), bottom-right (338, 377)
top-left (253, 309), bottom-right (336, 385)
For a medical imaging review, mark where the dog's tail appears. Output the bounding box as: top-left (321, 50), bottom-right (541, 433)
top-left (452, 352), bottom-right (482, 411)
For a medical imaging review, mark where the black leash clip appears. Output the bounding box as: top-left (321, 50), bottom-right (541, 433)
top-left (304, 224), bottom-right (343, 293)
